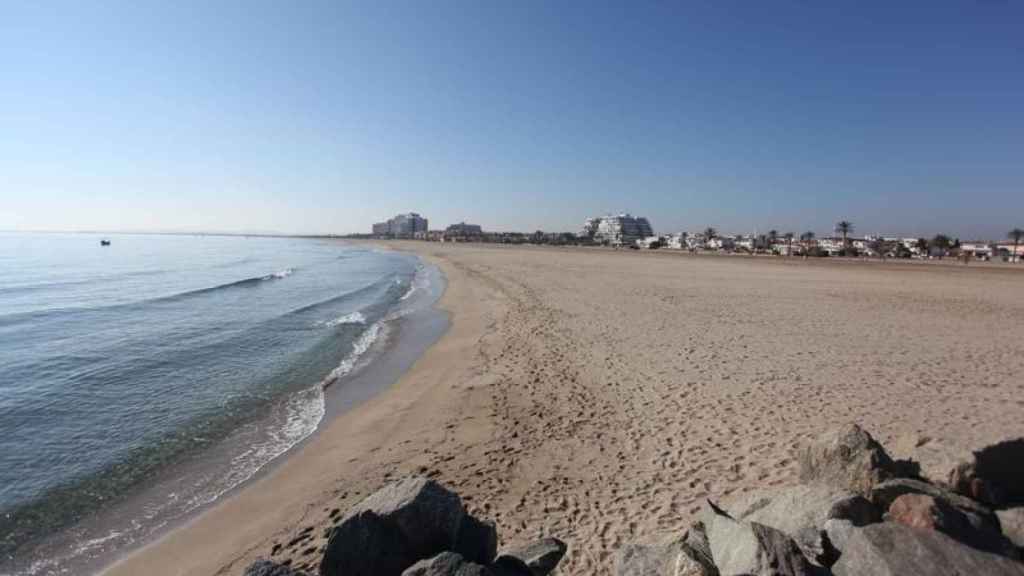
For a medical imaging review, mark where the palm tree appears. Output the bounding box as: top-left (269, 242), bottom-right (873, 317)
top-left (800, 231), bottom-right (815, 257)
top-left (835, 221), bottom-right (854, 249)
top-left (703, 227), bottom-right (717, 239)
top-left (915, 238), bottom-right (928, 258)
top-left (767, 230), bottom-right (778, 254)
top-left (930, 234), bottom-right (951, 260)
top-left (1009, 228), bottom-right (1024, 263)
top-left (784, 232), bottom-right (795, 256)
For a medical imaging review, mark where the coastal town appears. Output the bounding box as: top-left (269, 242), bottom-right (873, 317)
top-left (364, 212), bottom-right (1024, 262)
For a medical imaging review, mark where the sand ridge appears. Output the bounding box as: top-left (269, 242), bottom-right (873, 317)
top-left (104, 243), bottom-right (1024, 576)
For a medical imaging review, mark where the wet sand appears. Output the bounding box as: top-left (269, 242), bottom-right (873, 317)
top-left (104, 243), bottom-right (1024, 575)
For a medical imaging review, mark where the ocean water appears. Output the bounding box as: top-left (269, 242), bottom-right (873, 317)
top-left (0, 232), bottom-right (426, 574)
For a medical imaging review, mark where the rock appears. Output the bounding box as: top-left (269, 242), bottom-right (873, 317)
top-left (826, 495), bottom-right (880, 526)
top-left (321, 477), bottom-right (467, 576)
top-left (724, 483), bottom-right (876, 566)
top-left (682, 522), bottom-right (716, 572)
top-left (869, 477), bottom-right (999, 534)
top-left (998, 507), bottom-right (1024, 549)
top-left (886, 493), bottom-right (1016, 557)
top-left (831, 522), bottom-right (1024, 576)
top-left (244, 560), bottom-right (310, 576)
top-left (455, 515), bottom-right (498, 565)
top-left (497, 537), bottom-right (567, 576)
top-left (893, 434), bottom-right (1024, 506)
top-left (887, 493), bottom-right (961, 531)
top-left (613, 530), bottom-right (718, 576)
top-left (705, 501), bottom-right (815, 576)
top-left (822, 519), bottom-right (856, 555)
top-left (401, 552), bottom-right (488, 576)
top-left (488, 555), bottom-right (534, 576)
top-left (798, 424), bottom-right (899, 495)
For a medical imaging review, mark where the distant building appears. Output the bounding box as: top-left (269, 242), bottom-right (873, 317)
top-left (581, 214), bottom-right (654, 246)
top-left (372, 212), bottom-right (429, 237)
top-left (706, 236), bottom-right (735, 251)
top-left (445, 222), bottom-right (483, 237)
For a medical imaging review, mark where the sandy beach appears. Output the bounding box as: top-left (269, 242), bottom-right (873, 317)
top-left (104, 243), bottom-right (1024, 576)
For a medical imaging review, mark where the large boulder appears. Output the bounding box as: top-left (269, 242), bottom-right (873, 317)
top-left (704, 501), bottom-right (815, 576)
top-left (496, 537), bottom-right (567, 576)
top-left (998, 507), bottom-right (1024, 549)
top-left (893, 434), bottom-right (1024, 507)
top-left (724, 484), bottom-right (878, 566)
top-left (797, 424), bottom-right (900, 495)
top-left (831, 522), bottom-right (1024, 576)
top-left (321, 477), bottom-right (467, 576)
top-left (455, 515), bottom-right (499, 565)
top-left (822, 519), bottom-right (856, 555)
top-left (886, 493), bottom-right (1017, 557)
top-left (244, 560), bottom-right (310, 576)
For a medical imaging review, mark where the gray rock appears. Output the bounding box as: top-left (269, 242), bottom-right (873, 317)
top-left (724, 483), bottom-right (873, 566)
top-left (401, 552), bottom-right (488, 576)
top-left (321, 510), bottom-right (411, 576)
top-left (893, 434), bottom-right (1024, 506)
top-left (998, 507), bottom-right (1024, 549)
top-left (822, 519), bottom-right (856, 555)
top-left (614, 536), bottom-right (718, 576)
top-left (321, 477), bottom-right (467, 576)
top-left (705, 501), bottom-right (815, 576)
top-left (497, 537), bottom-right (567, 576)
top-left (244, 560), bottom-right (310, 576)
top-left (488, 555), bottom-right (535, 576)
top-left (455, 515), bottom-right (498, 565)
top-left (826, 495), bottom-right (880, 526)
top-left (797, 424), bottom-right (899, 496)
top-left (682, 522), bottom-right (716, 572)
top-left (831, 522), bottom-right (1024, 576)
top-left (869, 477), bottom-right (999, 534)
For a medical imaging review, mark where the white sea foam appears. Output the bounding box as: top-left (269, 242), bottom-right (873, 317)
top-left (323, 321), bottom-right (383, 388)
top-left (322, 311), bottom-right (366, 327)
top-left (182, 384), bottom-right (326, 513)
top-left (265, 268), bottom-right (294, 280)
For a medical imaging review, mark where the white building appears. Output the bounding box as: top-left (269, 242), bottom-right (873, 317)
top-left (706, 236), bottom-right (735, 251)
top-left (581, 214), bottom-right (654, 246)
top-left (372, 212), bottom-right (429, 237)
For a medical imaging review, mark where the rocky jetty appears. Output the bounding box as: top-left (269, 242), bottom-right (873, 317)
top-left (243, 424), bottom-right (1024, 575)
top-left (243, 476), bottom-right (566, 576)
top-left (616, 423), bottom-right (1024, 575)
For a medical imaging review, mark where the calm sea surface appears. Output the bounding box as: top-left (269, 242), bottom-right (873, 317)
top-left (0, 232), bottom-right (424, 574)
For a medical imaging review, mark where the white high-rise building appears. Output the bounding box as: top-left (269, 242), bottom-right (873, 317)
top-left (581, 214), bottom-right (654, 246)
top-left (371, 212), bottom-right (429, 237)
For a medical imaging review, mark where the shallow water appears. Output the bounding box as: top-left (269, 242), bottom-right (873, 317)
top-left (0, 232), bottom-right (422, 573)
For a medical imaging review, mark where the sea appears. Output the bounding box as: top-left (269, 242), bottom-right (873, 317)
top-left (0, 232), bottom-right (443, 575)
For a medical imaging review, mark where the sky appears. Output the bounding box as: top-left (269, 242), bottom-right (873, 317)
top-left (1, 1), bottom-right (1022, 239)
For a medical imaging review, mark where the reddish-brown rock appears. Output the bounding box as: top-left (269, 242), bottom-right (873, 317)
top-left (886, 493), bottom-right (1018, 558)
top-left (887, 494), bottom-right (959, 532)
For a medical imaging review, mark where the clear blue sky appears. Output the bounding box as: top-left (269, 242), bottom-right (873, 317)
top-left (2, 1), bottom-right (1021, 238)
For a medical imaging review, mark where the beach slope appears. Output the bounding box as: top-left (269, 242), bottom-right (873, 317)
top-left (105, 244), bottom-right (1024, 576)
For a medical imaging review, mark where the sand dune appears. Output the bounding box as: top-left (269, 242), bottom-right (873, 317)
top-left (105, 243), bottom-right (1024, 576)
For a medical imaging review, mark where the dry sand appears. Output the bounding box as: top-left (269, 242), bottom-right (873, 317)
top-left (104, 243), bottom-right (1024, 575)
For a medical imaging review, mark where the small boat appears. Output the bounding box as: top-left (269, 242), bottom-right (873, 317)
top-left (100, 239), bottom-right (111, 246)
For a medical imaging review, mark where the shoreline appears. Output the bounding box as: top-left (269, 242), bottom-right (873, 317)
top-left (100, 244), bottom-right (491, 576)
top-left (6, 243), bottom-right (447, 576)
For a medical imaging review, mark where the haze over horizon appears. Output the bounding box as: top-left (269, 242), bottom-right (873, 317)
top-left (2, 1), bottom-right (1022, 239)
